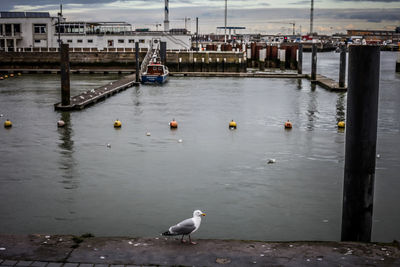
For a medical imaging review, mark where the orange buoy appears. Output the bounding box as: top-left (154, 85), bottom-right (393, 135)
top-left (284, 120), bottom-right (292, 129)
top-left (170, 119), bottom-right (178, 129)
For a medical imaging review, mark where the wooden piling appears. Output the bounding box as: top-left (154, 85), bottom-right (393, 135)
top-left (298, 44), bottom-right (303, 74)
top-left (60, 43), bottom-right (70, 106)
top-left (135, 42), bottom-right (140, 83)
top-left (311, 44), bottom-right (317, 81)
top-left (339, 45), bottom-right (346, 88)
top-left (341, 45), bottom-right (380, 242)
top-left (396, 52), bottom-right (400, 73)
top-left (160, 42), bottom-right (167, 65)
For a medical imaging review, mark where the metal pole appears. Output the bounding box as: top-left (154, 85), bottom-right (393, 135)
top-left (339, 45), bottom-right (346, 87)
top-left (310, 0), bottom-right (314, 35)
top-left (311, 43), bottom-right (317, 80)
top-left (196, 17), bottom-right (199, 51)
top-left (298, 44), bottom-right (303, 74)
top-left (135, 42), bottom-right (140, 83)
top-left (341, 45), bottom-right (380, 242)
top-left (60, 43), bottom-right (70, 106)
top-left (224, 0), bottom-right (227, 43)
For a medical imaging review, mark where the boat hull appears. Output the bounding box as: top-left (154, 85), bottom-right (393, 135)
top-left (141, 73), bottom-right (168, 84)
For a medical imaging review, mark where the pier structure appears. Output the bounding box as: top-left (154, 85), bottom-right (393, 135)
top-left (54, 74), bottom-right (138, 111)
top-left (342, 45), bottom-right (380, 242)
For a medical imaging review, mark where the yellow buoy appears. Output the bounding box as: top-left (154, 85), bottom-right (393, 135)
top-left (17, 73), bottom-right (22, 76)
top-left (229, 120), bottom-right (237, 129)
top-left (114, 119), bottom-right (122, 128)
top-left (4, 119), bottom-right (12, 128)
top-left (338, 121), bottom-right (345, 128)
top-left (170, 119), bottom-right (178, 129)
top-left (284, 120), bottom-right (292, 129)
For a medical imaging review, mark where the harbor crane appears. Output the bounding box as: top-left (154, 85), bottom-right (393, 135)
top-left (267, 21), bottom-right (296, 35)
top-left (145, 23), bottom-right (162, 31)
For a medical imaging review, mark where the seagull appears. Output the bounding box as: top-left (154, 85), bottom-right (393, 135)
top-left (162, 210), bottom-right (206, 244)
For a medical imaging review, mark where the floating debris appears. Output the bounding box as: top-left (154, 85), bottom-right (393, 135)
top-left (178, 139), bottom-right (183, 143)
top-left (45, 235), bottom-right (51, 239)
top-left (100, 256), bottom-right (105, 259)
top-left (128, 241), bottom-right (133, 245)
top-left (0, 247), bottom-right (5, 251)
top-left (381, 247), bottom-right (387, 251)
top-left (260, 254), bottom-right (264, 257)
top-left (322, 219), bottom-right (329, 223)
top-left (267, 159), bottom-right (276, 164)
top-left (216, 258), bottom-right (231, 264)
top-left (107, 143), bottom-right (111, 148)
top-left (377, 154), bottom-right (381, 158)
top-left (146, 132), bottom-right (151, 136)
top-left (289, 244), bottom-right (294, 248)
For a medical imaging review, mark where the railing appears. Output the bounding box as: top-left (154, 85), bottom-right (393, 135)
top-left (161, 33), bottom-right (190, 50)
top-left (0, 47), bottom-right (149, 53)
top-left (140, 40), bottom-right (154, 77)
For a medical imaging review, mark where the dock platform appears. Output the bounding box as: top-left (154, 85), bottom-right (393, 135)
top-left (170, 72), bottom-right (306, 79)
top-left (306, 74), bottom-right (347, 91)
top-left (54, 74), bottom-right (139, 111)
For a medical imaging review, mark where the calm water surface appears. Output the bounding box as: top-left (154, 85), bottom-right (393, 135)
top-left (0, 52), bottom-right (399, 242)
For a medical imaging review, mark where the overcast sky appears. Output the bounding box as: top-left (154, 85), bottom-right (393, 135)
top-left (3, 0), bottom-right (400, 34)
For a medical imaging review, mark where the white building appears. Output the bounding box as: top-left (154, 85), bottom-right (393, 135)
top-left (0, 11), bottom-right (191, 51)
top-left (0, 11), bottom-right (58, 51)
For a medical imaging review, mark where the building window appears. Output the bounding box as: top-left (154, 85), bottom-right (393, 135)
top-left (88, 39), bottom-right (93, 43)
top-left (139, 39), bottom-right (145, 43)
top-left (34, 24), bottom-right (47, 34)
top-left (77, 39), bottom-right (83, 43)
top-left (67, 40), bottom-right (73, 43)
top-left (128, 39), bottom-right (135, 43)
top-left (108, 40), bottom-right (114, 47)
top-left (118, 39), bottom-right (124, 43)
top-left (34, 39), bottom-right (41, 43)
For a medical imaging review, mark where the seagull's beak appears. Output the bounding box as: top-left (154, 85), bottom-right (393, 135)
top-left (201, 213), bottom-right (206, 216)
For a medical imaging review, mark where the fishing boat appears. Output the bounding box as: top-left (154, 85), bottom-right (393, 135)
top-left (141, 61), bottom-right (169, 84)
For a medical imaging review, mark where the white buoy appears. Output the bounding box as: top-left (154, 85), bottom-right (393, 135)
top-left (178, 139), bottom-right (183, 143)
top-left (57, 120), bottom-right (65, 127)
top-left (267, 159), bottom-right (276, 164)
top-left (107, 143), bottom-right (111, 148)
top-left (0, 114), bottom-right (3, 117)
top-left (377, 154), bottom-right (381, 159)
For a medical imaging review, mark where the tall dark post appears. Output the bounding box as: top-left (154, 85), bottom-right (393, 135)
top-left (196, 17), bottom-right (199, 51)
top-left (311, 43), bottom-right (317, 80)
top-left (339, 45), bottom-right (346, 88)
top-left (135, 42), bottom-right (140, 83)
top-left (298, 44), bottom-right (303, 74)
top-left (396, 52), bottom-right (400, 73)
top-left (341, 45), bottom-right (380, 242)
top-left (60, 43), bottom-right (70, 106)
top-left (160, 41), bottom-right (167, 65)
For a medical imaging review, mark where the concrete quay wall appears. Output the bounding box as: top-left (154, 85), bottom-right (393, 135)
top-left (0, 51), bottom-right (247, 72)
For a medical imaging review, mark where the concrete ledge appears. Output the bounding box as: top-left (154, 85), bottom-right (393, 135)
top-left (0, 234), bottom-right (399, 267)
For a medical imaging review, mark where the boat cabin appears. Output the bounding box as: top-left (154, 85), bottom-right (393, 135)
top-left (146, 64), bottom-right (165, 75)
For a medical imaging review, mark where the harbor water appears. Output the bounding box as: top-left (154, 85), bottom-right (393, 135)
top-left (0, 52), bottom-right (399, 242)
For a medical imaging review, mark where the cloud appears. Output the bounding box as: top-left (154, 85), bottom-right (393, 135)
top-left (337, 0), bottom-right (400, 2)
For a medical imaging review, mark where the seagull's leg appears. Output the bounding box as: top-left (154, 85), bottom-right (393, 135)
top-left (189, 235), bottom-right (197, 245)
top-left (180, 235), bottom-right (187, 243)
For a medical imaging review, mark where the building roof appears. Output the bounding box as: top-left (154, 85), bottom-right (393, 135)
top-left (0, 11), bottom-right (50, 18)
